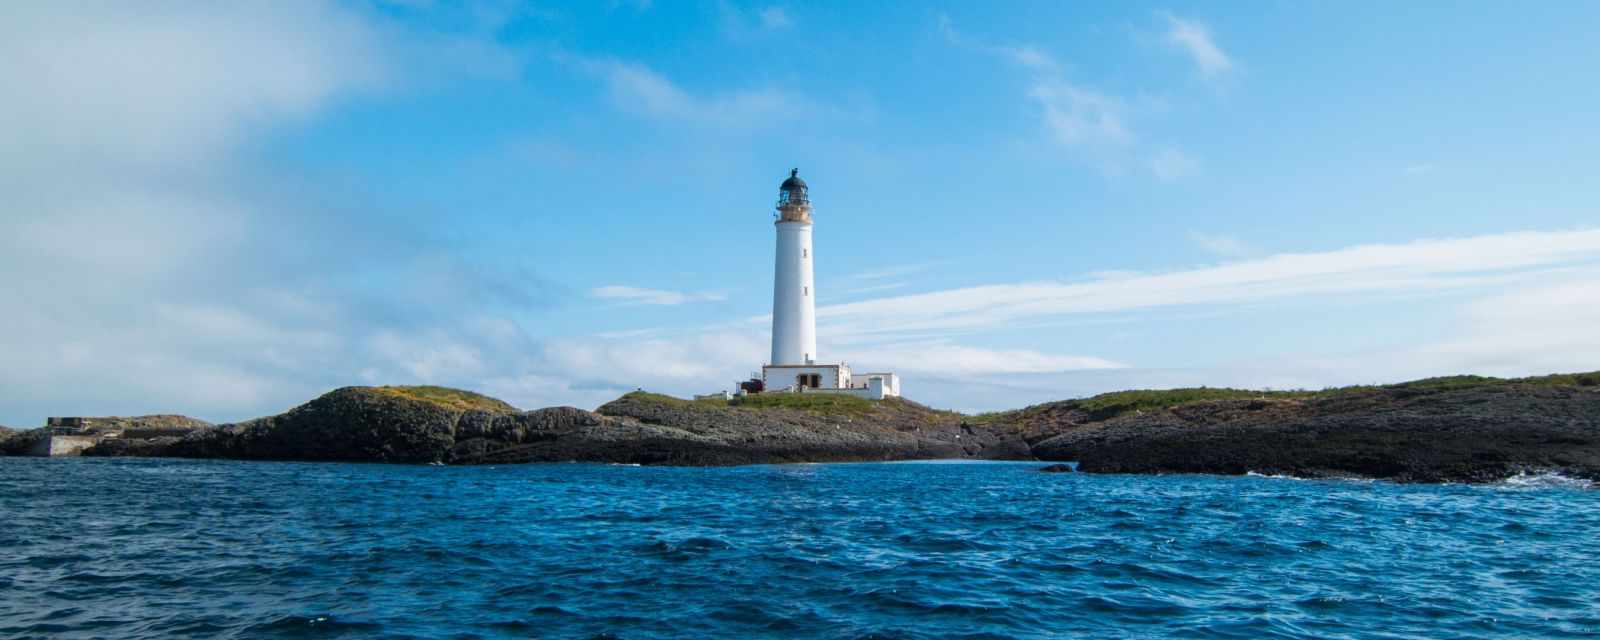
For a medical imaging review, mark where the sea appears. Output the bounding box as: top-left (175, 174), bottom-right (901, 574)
top-left (2, 458), bottom-right (1596, 639)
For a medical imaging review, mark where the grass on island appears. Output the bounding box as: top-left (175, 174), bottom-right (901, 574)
top-left (372, 385), bottom-right (519, 413)
top-left (621, 390), bottom-right (880, 416)
top-left (970, 370), bottom-right (1600, 424)
top-left (623, 369), bottom-right (1600, 425)
top-left (1389, 372), bottom-right (1599, 389)
top-left (729, 392), bottom-right (878, 415)
top-left (1072, 387), bottom-right (1302, 418)
top-left (620, 391), bottom-right (730, 408)
top-left (966, 387), bottom-right (1298, 425)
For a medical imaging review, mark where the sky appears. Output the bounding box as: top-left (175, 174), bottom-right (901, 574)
top-left (3, 1), bottom-right (1599, 425)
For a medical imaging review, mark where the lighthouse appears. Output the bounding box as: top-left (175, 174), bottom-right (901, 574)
top-left (771, 168), bottom-right (817, 366)
top-left (745, 169), bottom-right (900, 400)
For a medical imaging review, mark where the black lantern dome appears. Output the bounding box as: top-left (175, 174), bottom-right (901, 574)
top-left (778, 168), bottom-right (808, 206)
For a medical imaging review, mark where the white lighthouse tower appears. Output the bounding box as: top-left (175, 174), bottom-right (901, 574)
top-left (752, 169), bottom-right (901, 399)
top-left (771, 168), bottom-right (817, 366)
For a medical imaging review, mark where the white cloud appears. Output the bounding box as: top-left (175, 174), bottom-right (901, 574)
top-left (841, 271), bottom-right (1600, 411)
top-left (0, 3), bottom-right (530, 425)
top-left (1410, 280), bottom-right (1600, 374)
top-left (840, 282), bottom-right (909, 296)
top-left (545, 331), bottom-right (768, 389)
top-left (758, 7), bottom-right (793, 30)
top-left (817, 228), bottom-right (1600, 340)
top-left (844, 263), bottom-right (938, 281)
top-left (1149, 147), bottom-right (1201, 180)
top-left (0, 3), bottom-right (388, 171)
top-left (367, 329), bottom-right (488, 382)
top-left (599, 61), bottom-right (805, 127)
top-left (847, 343), bottom-right (1126, 375)
top-left (940, 15), bottom-right (1198, 179)
top-left (1029, 81), bottom-right (1133, 148)
top-left (1160, 12), bottom-right (1232, 77)
top-left (717, 3), bottom-right (796, 41)
top-left (937, 13), bottom-right (1060, 73)
top-left (1188, 231), bottom-right (1250, 257)
top-left (591, 285), bottom-right (728, 306)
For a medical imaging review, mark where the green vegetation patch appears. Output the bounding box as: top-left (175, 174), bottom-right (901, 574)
top-left (1075, 387), bottom-right (1306, 418)
top-left (618, 369), bottom-right (1600, 428)
top-left (614, 390), bottom-right (881, 416)
top-left (971, 387), bottom-right (1305, 425)
top-left (1390, 371), bottom-right (1600, 389)
top-left (372, 386), bottom-right (519, 413)
top-left (971, 370), bottom-right (1600, 426)
top-left (615, 391), bottom-right (729, 408)
top-left (729, 393), bottom-right (877, 415)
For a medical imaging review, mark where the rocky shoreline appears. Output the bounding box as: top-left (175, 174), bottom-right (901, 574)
top-left (1027, 384), bottom-right (1600, 483)
top-left (3, 374), bottom-right (1598, 484)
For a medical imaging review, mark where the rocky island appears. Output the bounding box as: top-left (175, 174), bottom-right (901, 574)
top-left (3, 373), bottom-right (1597, 484)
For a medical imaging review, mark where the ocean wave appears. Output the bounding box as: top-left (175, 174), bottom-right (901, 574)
top-left (3, 459), bottom-right (1598, 639)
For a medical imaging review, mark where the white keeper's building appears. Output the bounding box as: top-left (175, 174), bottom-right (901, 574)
top-left (750, 169), bottom-right (900, 400)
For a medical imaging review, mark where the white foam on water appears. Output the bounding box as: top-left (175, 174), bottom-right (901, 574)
top-left (1246, 471), bottom-right (1306, 481)
top-left (1497, 470), bottom-right (1595, 490)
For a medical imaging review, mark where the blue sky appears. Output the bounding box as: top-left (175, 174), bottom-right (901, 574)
top-left (3, 1), bottom-right (1599, 425)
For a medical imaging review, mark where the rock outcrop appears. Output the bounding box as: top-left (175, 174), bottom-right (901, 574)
top-left (0, 427), bottom-right (48, 456)
top-left (1026, 383), bottom-right (1600, 483)
top-left (588, 393), bottom-right (1029, 464)
top-left (76, 388), bottom-right (1028, 466)
top-left (17, 372), bottom-right (1596, 483)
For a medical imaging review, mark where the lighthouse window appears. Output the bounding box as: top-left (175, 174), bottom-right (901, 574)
top-left (803, 249), bottom-right (808, 258)
top-left (803, 286), bottom-right (808, 296)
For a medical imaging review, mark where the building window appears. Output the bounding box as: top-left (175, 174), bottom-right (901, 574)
top-left (803, 248), bottom-right (808, 258)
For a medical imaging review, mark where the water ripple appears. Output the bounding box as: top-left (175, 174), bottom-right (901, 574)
top-left (2, 458), bottom-right (1597, 639)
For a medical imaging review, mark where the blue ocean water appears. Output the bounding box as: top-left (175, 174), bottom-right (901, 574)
top-left (1, 459), bottom-right (1596, 639)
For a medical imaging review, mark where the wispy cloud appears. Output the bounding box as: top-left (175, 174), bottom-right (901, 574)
top-left (1160, 12), bottom-right (1232, 77)
top-left (847, 342), bottom-right (1126, 375)
top-left (719, 3), bottom-right (795, 41)
top-left (1029, 82), bottom-right (1132, 149)
top-left (1148, 147), bottom-right (1201, 180)
top-left (1188, 231), bottom-right (1250, 257)
top-left (596, 60), bottom-right (808, 127)
top-left (839, 282), bottom-right (909, 296)
top-left (758, 7), bottom-right (793, 30)
top-left (940, 14), bottom-right (1196, 179)
top-left (844, 263), bottom-right (938, 281)
top-left (818, 228), bottom-right (1600, 340)
top-left (938, 14), bottom-right (1060, 73)
top-left (591, 285), bottom-right (727, 306)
